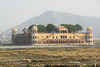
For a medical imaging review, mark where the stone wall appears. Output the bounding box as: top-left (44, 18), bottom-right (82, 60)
top-left (15, 33), bottom-right (32, 45)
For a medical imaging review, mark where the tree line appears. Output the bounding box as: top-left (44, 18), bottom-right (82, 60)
top-left (28, 24), bottom-right (82, 33)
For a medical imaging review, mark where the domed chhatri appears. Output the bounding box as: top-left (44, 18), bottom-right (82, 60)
top-left (87, 26), bottom-right (93, 33)
top-left (12, 26), bottom-right (93, 45)
top-left (25, 27), bottom-right (28, 29)
top-left (58, 26), bottom-right (67, 30)
top-left (87, 26), bottom-right (92, 30)
top-left (32, 26), bottom-right (38, 30)
top-left (12, 28), bottom-right (17, 32)
top-left (57, 26), bottom-right (68, 33)
top-left (23, 27), bottom-right (29, 34)
top-left (23, 27), bottom-right (28, 30)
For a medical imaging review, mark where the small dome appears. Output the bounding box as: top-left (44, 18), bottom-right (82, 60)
top-left (23, 27), bottom-right (28, 31)
top-left (12, 28), bottom-right (17, 31)
top-left (24, 27), bottom-right (28, 30)
top-left (25, 27), bottom-right (28, 29)
top-left (32, 26), bottom-right (38, 30)
top-left (87, 26), bottom-right (92, 30)
top-left (58, 26), bottom-right (67, 30)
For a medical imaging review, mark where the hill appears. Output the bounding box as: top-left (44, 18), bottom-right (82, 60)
top-left (0, 11), bottom-right (100, 41)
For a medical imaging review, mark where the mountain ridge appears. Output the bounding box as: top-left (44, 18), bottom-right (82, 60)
top-left (0, 11), bottom-right (100, 41)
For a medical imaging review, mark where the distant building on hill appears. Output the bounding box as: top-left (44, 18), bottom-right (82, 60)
top-left (12, 26), bottom-right (93, 45)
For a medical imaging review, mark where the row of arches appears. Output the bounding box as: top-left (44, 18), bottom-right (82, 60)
top-left (60, 30), bottom-right (68, 33)
top-left (43, 39), bottom-right (84, 44)
top-left (61, 36), bottom-right (75, 39)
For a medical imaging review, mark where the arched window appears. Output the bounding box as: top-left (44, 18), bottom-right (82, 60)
top-left (50, 41), bottom-right (52, 43)
top-left (61, 36), bottom-right (63, 39)
top-left (64, 41), bottom-right (66, 43)
top-left (65, 36), bottom-right (67, 38)
top-left (56, 36), bottom-right (58, 39)
top-left (63, 36), bottom-right (64, 38)
top-left (75, 41), bottom-right (77, 43)
top-left (53, 41), bottom-right (55, 43)
top-left (82, 41), bottom-right (83, 43)
top-left (65, 41), bottom-right (67, 43)
top-left (52, 36), bottom-right (54, 39)
top-left (65, 31), bottom-right (67, 33)
top-left (63, 30), bottom-right (65, 33)
top-left (63, 41), bottom-right (65, 43)
top-left (79, 41), bottom-right (80, 43)
top-left (46, 36), bottom-right (48, 38)
top-left (73, 36), bottom-right (75, 38)
top-left (61, 41), bottom-right (63, 43)
top-left (42, 36), bottom-right (43, 38)
top-left (70, 41), bottom-right (72, 43)
top-left (61, 30), bottom-right (63, 33)
top-left (70, 36), bottom-right (71, 39)
top-left (73, 41), bottom-right (74, 43)
top-left (47, 41), bottom-right (49, 43)
top-left (56, 41), bottom-right (57, 43)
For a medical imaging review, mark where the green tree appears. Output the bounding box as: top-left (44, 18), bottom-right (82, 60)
top-left (60, 24), bottom-right (68, 29)
top-left (68, 24), bottom-right (76, 33)
top-left (46, 24), bottom-right (57, 33)
top-left (28, 24), bottom-right (36, 31)
top-left (37, 25), bottom-right (46, 33)
top-left (60, 24), bottom-right (76, 33)
top-left (75, 24), bottom-right (82, 32)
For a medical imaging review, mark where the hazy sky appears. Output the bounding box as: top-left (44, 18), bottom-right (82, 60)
top-left (0, 0), bottom-right (100, 32)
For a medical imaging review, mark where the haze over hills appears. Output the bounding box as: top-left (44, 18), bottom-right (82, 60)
top-left (0, 30), bottom-right (2, 33)
top-left (0, 30), bottom-right (3, 34)
top-left (0, 11), bottom-right (100, 41)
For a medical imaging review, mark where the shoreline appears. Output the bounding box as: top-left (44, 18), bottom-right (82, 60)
top-left (0, 45), bottom-right (100, 49)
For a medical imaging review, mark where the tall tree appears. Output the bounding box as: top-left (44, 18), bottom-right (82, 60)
top-left (60, 24), bottom-right (68, 29)
top-left (28, 24), bottom-right (36, 31)
top-left (75, 24), bottom-right (82, 32)
top-left (46, 24), bottom-right (57, 33)
top-left (37, 25), bottom-right (46, 33)
top-left (61, 24), bottom-right (76, 33)
top-left (68, 24), bottom-right (76, 33)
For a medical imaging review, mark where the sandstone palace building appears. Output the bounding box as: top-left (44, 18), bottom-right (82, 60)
top-left (12, 26), bottom-right (93, 45)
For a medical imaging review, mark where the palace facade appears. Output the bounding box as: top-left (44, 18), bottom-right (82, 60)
top-left (12, 26), bottom-right (93, 45)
